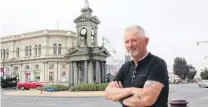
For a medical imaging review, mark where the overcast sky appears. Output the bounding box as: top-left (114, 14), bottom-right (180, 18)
top-left (0, 0), bottom-right (208, 70)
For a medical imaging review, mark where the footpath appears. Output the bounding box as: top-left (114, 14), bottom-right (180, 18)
top-left (4, 90), bottom-right (105, 97)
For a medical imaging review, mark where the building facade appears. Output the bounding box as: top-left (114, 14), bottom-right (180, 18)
top-left (0, 0), bottom-right (109, 86)
top-left (1, 30), bottom-right (76, 83)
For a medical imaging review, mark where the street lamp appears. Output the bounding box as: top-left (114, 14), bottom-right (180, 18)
top-left (196, 41), bottom-right (208, 46)
top-left (196, 41), bottom-right (208, 60)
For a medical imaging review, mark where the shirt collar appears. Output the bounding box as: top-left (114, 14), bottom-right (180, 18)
top-left (139, 52), bottom-right (149, 61)
top-left (131, 52), bottom-right (150, 65)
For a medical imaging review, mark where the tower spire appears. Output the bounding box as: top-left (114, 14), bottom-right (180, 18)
top-left (85, 0), bottom-right (89, 8)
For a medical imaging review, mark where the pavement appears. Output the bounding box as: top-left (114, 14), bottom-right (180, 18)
top-left (4, 90), bottom-right (105, 97)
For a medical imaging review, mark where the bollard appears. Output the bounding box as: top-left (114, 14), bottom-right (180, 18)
top-left (40, 87), bottom-right (44, 94)
top-left (169, 98), bottom-right (188, 107)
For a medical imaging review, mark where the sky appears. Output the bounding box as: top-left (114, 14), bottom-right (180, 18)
top-left (0, 0), bottom-right (208, 71)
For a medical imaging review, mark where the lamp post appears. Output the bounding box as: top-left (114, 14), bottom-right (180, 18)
top-left (196, 41), bottom-right (208, 46)
top-left (197, 41), bottom-right (208, 60)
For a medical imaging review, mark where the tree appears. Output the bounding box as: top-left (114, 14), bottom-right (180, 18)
top-left (173, 57), bottom-right (189, 80)
top-left (200, 67), bottom-right (208, 80)
top-left (187, 69), bottom-right (197, 80)
top-left (186, 64), bottom-right (197, 80)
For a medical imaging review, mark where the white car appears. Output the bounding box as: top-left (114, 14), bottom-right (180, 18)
top-left (198, 80), bottom-right (208, 88)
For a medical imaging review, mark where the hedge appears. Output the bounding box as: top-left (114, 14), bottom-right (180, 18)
top-left (45, 84), bottom-right (69, 92)
top-left (71, 83), bottom-right (108, 91)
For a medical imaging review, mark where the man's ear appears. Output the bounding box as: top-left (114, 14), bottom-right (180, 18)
top-left (144, 37), bottom-right (149, 46)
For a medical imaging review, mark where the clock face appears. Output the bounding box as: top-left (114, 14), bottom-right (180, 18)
top-left (80, 28), bottom-right (87, 35)
top-left (91, 29), bottom-right (95, 36)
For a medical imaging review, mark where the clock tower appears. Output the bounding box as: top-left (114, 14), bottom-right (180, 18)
top-left (74, 0), bottom-right (100, 47)
top-left (65, 0), bottom-right (110, 86)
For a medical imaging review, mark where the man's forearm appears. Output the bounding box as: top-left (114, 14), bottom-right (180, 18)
top-left (123, 88), bottom-right (152, 107)
top-left (123, 95), bottom-right (148, 107)
top-left (104, 87), bottom-right (132, 102)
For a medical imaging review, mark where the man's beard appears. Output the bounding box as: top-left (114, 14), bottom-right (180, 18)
top-left (127, 49), bottom-right (139, 57)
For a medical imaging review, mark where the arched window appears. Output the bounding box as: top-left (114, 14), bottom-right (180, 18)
top-left (34, 65), bottom-right (39, 70)
top-left (16, 48), bottom-right (20, 57)
top-left (58, 44), bottom-right (62, 54)
top-left (34, 45), bottom-right (37, 56)
top-left (14, 66), bottom-right (18, 72)
top-left (25, 65), bottom-right (30, 82)
top-left (25, 46), bottom-right (28, 56)
top-left (38, 44), bottom-right (41, 55)
top-left (53, 44), bottom-right (57, 54)
top-left (6, 49), bottom-right (9, 58)
top-left (29, 46), bottom-right (32, 56)
top-left (12, 66), bottom-right (19, 78)
top-left (25, 65), bottom-right (30, 71)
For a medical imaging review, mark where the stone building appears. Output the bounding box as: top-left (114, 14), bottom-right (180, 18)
top-left (0, 0), bottom-right (110, 86)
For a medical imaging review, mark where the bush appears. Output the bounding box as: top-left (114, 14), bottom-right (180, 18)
top-left (45, 84), bottom-right (69, 92)
top-left (71, 83), bottom-right (108, 92)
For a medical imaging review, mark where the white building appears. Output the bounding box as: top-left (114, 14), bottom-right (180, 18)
top-left (168, 72), bottom-right (180, 83)
top-left (1, 30), bottom-right (76, 83)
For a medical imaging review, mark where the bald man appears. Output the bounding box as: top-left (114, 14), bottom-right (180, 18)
top-left (104, 25), bottom-right (169, 107)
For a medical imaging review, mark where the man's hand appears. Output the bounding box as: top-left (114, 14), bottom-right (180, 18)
top-left (123, 80), bottom-right (164, 107)
top-left (104, 81), bottom-right (132, 102)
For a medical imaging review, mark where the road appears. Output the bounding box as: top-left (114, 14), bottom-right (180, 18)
top-left (1, 83), bottom-right (208, 107)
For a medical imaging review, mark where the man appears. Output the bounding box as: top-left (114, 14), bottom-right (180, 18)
top-left (104, 25), bottom-right (169, 107)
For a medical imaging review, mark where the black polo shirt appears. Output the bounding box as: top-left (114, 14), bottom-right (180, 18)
top-left (114, 53), bottom-right (169, 107)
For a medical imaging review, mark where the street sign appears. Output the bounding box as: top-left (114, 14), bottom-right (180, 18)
top-left (45, 88), bottom-right (55, 92)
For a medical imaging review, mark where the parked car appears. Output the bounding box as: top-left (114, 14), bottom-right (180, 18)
top-left (198, 80), bottom-right (208, 88)
top-left (17, 81), bottom-right (45, 90)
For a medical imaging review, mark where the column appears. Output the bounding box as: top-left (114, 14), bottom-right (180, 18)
top-left (19, 64), bottom-right (22, 82)
top-left (45, 62), bottom-right (48, 81)
top-left (43, 62), bottom-right (45, 81)
top-left (69, 61), bottom-right (74, 86)
top-left (88, 60), bottom-right (93, 84)
top-left (73, 62), bottom-right (78, 85)
top-left (101, 62), bottom-right (104, 83)
top-left (84, 61), bottom-right (88, 83)
top-left (95, 29), bottom-right (98, 46)
top-left (96, 61), bottom-right (101, 84)
top-left (103, 62), bottom-right (106, 83)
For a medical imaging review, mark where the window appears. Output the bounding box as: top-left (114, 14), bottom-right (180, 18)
top-left (53, 44), bottom-right (57, 54)
top-left (16, 48), bottom-right (20, 57)
top-left (25, 65), bottom-right (30, 82)
top-left (6, 49), bottom-right (9, 58)
top-left (58, 44), bottom-right (62, 54)
top-left (49, 71), bottom-right (54, 82)
top-left (34, 65), bottom-right (40, 81)
top-left (25, 46), bottom-right (28, 56)
top-left (12, 66), bottom-right (19, 78)
top-left (38, 44), bottom-right (41, 55)
top-left (29, 46), bottom-right (32, 56)
top-left (34, 45), bottom-right (37, 56)
top-left (49, 63), bottom-right (54, 69)
top-left (34, 65), bottom-right (39, 70)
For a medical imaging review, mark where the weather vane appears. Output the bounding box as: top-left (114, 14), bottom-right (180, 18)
top-left (85, 0), bottom-right (89, 8)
